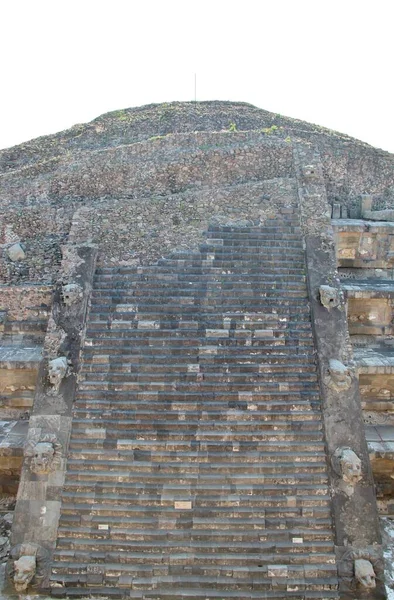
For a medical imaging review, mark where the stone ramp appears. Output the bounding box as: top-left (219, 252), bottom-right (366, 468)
top-left (50, 214), bottom-right (339, 598)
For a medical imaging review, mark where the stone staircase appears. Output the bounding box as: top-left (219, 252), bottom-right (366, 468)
top-left (50, 213), bottom-right (339, 598)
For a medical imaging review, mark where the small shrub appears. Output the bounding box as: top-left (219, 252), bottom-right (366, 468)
top-left (149, 135), bottom-right (167, 142)
top-left (261, 125), bottom-right (279, 135)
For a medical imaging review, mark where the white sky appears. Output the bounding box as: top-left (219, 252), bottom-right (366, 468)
top-left (1, 0), bottom-right (393, 152)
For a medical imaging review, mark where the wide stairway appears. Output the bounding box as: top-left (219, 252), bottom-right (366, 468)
top-left (51, 213), bottom-right (339, 598)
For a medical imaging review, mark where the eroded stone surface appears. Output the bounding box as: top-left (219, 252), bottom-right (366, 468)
top-left (7, 543), bottom-right (49, 592)
top-left (47, 357), bottom-right (68, 392)
top-left (61, 283), bottom-right (83, 306)
top-left (24, 434), bottom-right (62, 475)
top-left (332, 446), bottom-right (362, 485)
top-left (319, 284), bottom-right (341, 310)
top-left (355, 558), bottom-right (377, 589)
top-left (324, 358), bottom-right (353, 392)
top-left (6, 244), bottom-right (25, 262)
top-left (364, 209), bottom-right (394, 222)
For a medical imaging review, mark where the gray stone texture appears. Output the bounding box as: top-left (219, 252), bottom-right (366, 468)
top-left (295, 144), bottom-right (385, 598)
top-left (8, 244), bottom-right (97, 594)
top-left (1, 101), bottom-right (394, 287)
top-left (0, 101), bottom-right (392, 599)
top-left (6, 244), bottom-right (25, 262)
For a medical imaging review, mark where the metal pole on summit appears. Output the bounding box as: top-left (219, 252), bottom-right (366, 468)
top-left (194, 73), bottom-right (197, 103)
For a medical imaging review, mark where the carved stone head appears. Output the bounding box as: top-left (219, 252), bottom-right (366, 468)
top-left (319, 285), bottom-right (341, 310)
top-left (48, 356), bottom-right (68, 391)
top-left (25, 434), bottom-right (62, 475)
top-left (31, 442), bottom-right (55, 474)
top-left (355, 558), bottom-right (376, 589)
top-left (13, 555), bottom-right (36, 592)
top-left (324, 359), bottom-right (352, 392)
top-left (8, 543), bottom-right (49, 592)
top-left (339, 546), bottom-right (383, 592)
top-left (333, 447), bottom-right (362, 485)
top-left (61, 283), bottom-right (83, 306)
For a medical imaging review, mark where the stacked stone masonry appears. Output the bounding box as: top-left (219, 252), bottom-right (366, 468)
top-left (0, 102), bottom-right (391, 599)
top-left (51, 216), bottom-right (339, 598)
top-left (332, 219), bottom-right (394, 519)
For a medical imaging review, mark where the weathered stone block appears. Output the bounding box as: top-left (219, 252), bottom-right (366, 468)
top-left (6, 243), bottom-right (25, 262)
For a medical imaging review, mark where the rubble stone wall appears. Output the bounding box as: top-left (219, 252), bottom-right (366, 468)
top-left (1, 101), bottom-right (393, 211)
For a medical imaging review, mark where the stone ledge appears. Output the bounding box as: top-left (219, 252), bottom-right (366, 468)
top-left (343, 281), bottom-right (394, 298)
top-left (0, 421), bottom-right (28, 456)
top-left (332, 218), bottom-right (394, 232)
top-left (354, 348), bottom-right (394, 374)
top-left (367, 425), bottom-right (394, 453)
top-left (0, 346), bottom-right (42, 368)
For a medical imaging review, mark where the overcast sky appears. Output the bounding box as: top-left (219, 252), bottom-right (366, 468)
top-left (1, 0), bottom-right (393, 152)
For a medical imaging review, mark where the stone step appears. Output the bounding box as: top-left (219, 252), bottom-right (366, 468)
top-left (77, 371), bottom-right (317, 384)
top-left (83, 327), bottom-right (313, 340)
top-left (74, 383), bottom-right (319, 396)
top-left (93, 276), bottom-right (307, 286)
top-left (202, 239), bottom-right (304, 248)
top-left (67, 447), bottom-right (326, 462)
top-left (51, 558), bottom-right (336, 577)
top-left (54, 529), bottom-right (335, 548)
top-left (68, 438), bottom-right (325, 453)
top-left (58, 502), bottom-right (332, 518)
top-left (80, 361), bottom-right (316, 374)
top-left (70, 429), bottom-right (324, 443)
top-left (89, 298), bottom-right (310, 311)
top-left (59, 501), bottom-right (332, 520)
top-left (172, 246), bottom-right (305, 257)
top-left (94, 274), bottom-right (307, 285)
top-left (51, 567), bottom-right (338, 590)
top-left (93, 269), bottom-right (307, 284)
top-left (102, 265), bottom-right (306, 277)
top-left (58, 508), bottom-right (332, 527)
top-left (88, 314), bottom-right (311, 326)
top-left (62, 470), bottom-right (328, 485)
top-left (55, 537), bottom-right (336, 565)
top-left (74, 387), bottom-right (320, 398)
top-left (79, 368), bottom-right (316, 380)
top-left (72, 401), bottom-right (320, 415)
top-left (59, 493), bottom-right (331, 514)
top-left (204, 230), bottom-right (302, 239)
top-left (70, 414), bottom-right (322, 430)
top-left (82, 338), bottom-right (314, 351)
top-left (65, 458), bottom-right (328, 475)
top-left (90, 290), bottom-right (309, 301)
top-left (80, 357), bottom-right (316, 370)
top-left (93, 271), bottom-right (307, 283)
top-left (89, 311), bottom-right (311, 324)
top-left (81, 346), bottom-right (316, 357)
top-left (90, 289), bottom-right (309, 299)
top-left (74, 391), bottom-right (321, 406)
top-left (51, 586), bottom-right (339, 600)
top-left (72, 407), bottom-right (320, 422)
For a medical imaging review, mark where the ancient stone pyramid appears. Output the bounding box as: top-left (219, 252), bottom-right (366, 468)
top-left (1, 102), bottom-right (393, 599)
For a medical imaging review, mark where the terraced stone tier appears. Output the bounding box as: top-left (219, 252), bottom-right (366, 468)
top-left (333, 219), bottom-right (394, 270)
top-left (51, 215), bottom-right (339, 598)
